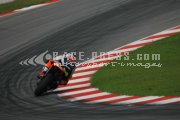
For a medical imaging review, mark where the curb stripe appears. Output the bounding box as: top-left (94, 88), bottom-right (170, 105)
top-left (67, 90), bottom-right (103, 98)
top-left (68, 77), bottom-right (90, 84)
top-left (58, 88), bottom-right (98, 97)
top-left (135, 96), bottom-right (177, 104)
top-left (57, 25), bottom-right (180, 105)
top-left (56, 83), bottom-right (90, 91)
top-left (149, 97), bottom-right (180, 105)
top-left (74, 67), bottom-right (101, 74)
top-left (114, 96), bottom-right (162, 104)
top-left (172, 26), bottom-right (180, 30)
top-left (118, 42), bottom-right (152, 50)
top-left (75, 65), bottom-right (104, 72)
top-left (69, 77), bottom-right (90, 81)
top-left (85, 95), bottom-right (130, 104)
top-left (151, 29), bottom-right (180, 36)
top-left (72, 70), bottom-right (97, 77)
top-left (69, 92), bottom-right (110, 102)
top-left (0, 0), bottom-right (59, 17)
top-left (64, 81), bottom-right (90, 86)
top-left (143, 33), bottom-right (176, 40)
top-left (70, 74), bottom-right (93, 80)
top-left (58, 86), bottom-right (93, 93)
top-left (127, 39), bottom-right (157, 46)
top-left (0, 11), bottom-right (15, 16)
top-left (85, 94), bottom-right (119, 101)
top-left (105, 96), bottom-right (141, 104)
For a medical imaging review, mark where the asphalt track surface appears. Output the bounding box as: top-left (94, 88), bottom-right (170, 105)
top-left (0, 0), bottom-right (180, 120)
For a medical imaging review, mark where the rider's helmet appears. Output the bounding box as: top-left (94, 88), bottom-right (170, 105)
top-left (66, 53), bottom-right (76, 63)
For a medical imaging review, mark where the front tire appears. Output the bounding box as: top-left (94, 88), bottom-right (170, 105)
top-left (34, 73), bottom-right (53, 96)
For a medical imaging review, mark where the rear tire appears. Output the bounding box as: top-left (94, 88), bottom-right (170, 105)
top-left (34, 74), bottom-right (53, 96)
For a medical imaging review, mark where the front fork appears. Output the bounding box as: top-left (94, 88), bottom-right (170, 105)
top-left (37, 66), bottom-right (50, 79)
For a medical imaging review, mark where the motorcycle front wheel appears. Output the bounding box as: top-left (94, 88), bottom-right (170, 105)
top-left (34, 73), bottom-right (53, 96)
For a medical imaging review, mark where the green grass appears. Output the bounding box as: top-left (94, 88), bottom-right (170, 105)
top-left (0, 0), bottom-right (52, 14)
top-left (91, 33), bottom-right (180, 96)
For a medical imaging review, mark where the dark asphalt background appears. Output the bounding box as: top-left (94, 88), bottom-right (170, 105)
top-left (0, 0), bottom-right (180, 120)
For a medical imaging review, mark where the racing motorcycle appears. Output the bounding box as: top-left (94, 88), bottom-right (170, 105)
top-left (34, 61), bottom-right (65, 96)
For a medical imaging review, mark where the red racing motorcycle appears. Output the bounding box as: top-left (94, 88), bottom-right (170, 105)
top-left (34, 61), bottom-right (66, 96)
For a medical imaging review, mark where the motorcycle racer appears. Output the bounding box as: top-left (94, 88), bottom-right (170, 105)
top-left (37, 53), bottom-right (76, 85)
